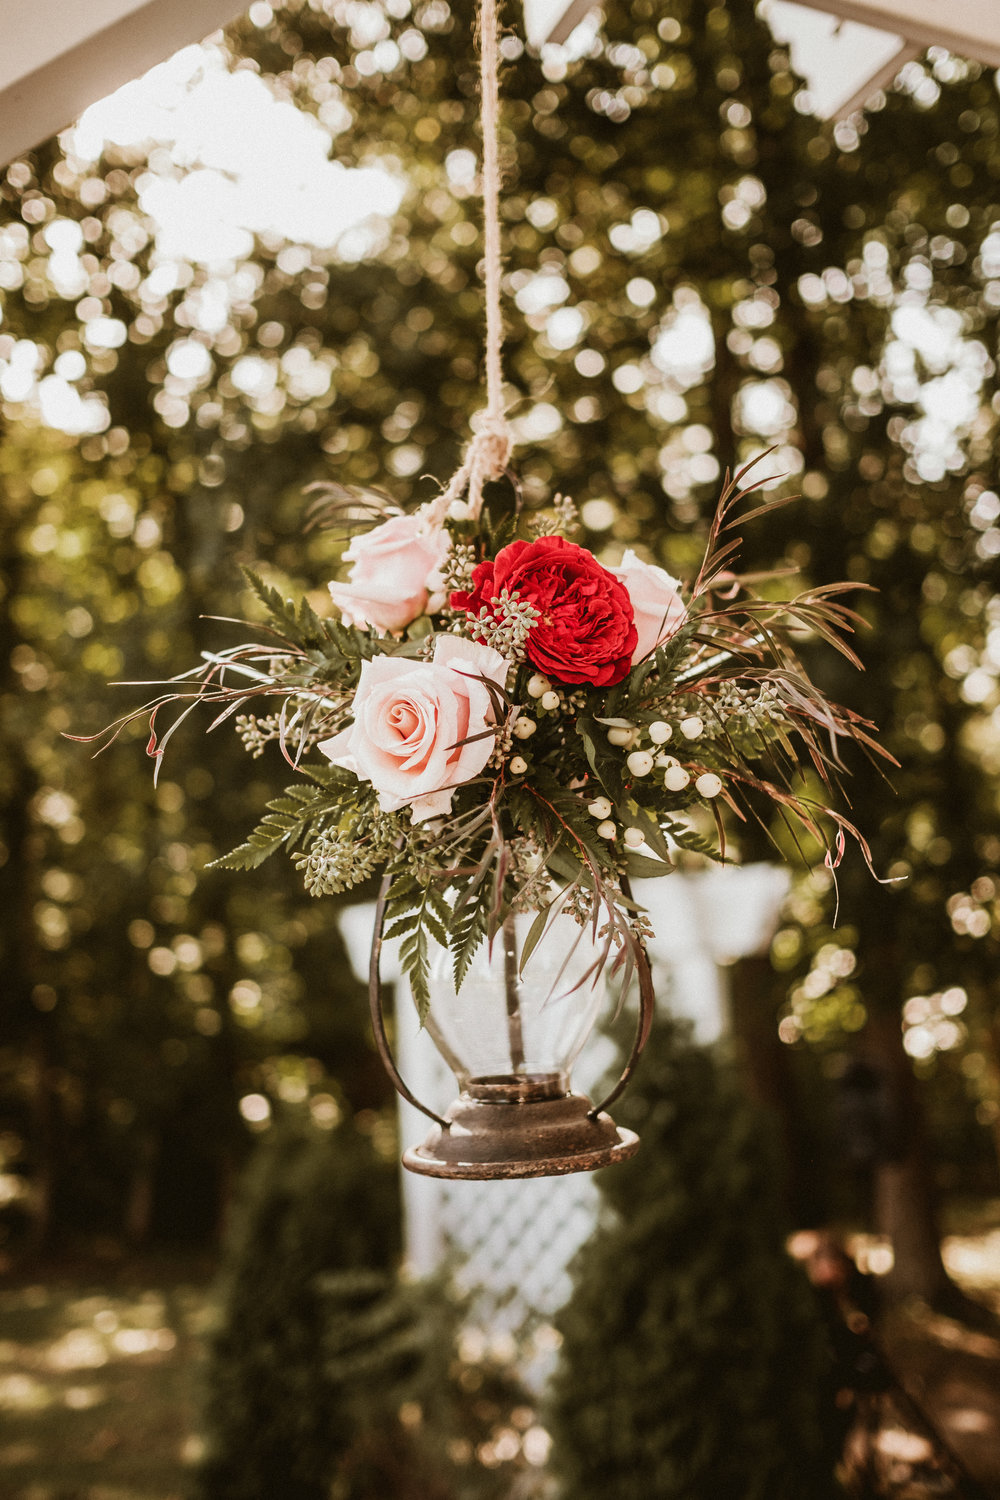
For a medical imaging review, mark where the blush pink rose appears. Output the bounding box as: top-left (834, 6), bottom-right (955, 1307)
top-left (611, 549), bottom-right (687, 663)
top-left (328, 512), bottom-right (450, 634)
top-left (318, 635), bottom-right (508, 823)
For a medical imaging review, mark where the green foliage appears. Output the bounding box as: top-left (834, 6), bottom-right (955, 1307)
top-left (123, 463), bottom-right (870, 1020)
top-left (383, 873), bottom-right (453, 1019)
top-left (195, 1110), bottom-right (548, 1500)
top-left (194, 1110), bottom-right (402, 1500)
top-left (212, 778), bottom-right (347, 871)
top-left (212, 765), bottom-right (390, 892)
top-left (548, 1017), bottom-right (840, 1500)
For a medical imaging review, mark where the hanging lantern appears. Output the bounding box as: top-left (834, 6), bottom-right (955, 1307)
top-left (370, 878), bottom-right (653, 1178)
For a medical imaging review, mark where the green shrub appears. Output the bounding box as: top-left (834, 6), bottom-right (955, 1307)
top-left (193, 1110), bottom-right (549, 1500)
top-left (193, 1110), bottom-right (401, 1500)
top-left (548, 1017), bottom-right (840, 1500)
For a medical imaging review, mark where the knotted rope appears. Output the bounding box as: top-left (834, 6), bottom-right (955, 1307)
top-left (426, 0), bottom-right (513, 525)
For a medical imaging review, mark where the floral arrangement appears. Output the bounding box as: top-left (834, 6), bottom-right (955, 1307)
top-left (89, 461), bottom-right (883, 1015)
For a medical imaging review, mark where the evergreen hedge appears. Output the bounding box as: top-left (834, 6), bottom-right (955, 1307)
top-left (548, 1017), bottom-right (841, 1500)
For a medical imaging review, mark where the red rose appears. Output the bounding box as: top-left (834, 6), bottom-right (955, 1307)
top-left (452, 536), bottom-right (638, 687)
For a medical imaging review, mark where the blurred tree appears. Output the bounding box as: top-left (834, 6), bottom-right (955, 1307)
top-left (731, 51), bottom-right (1000, 1306)
top-left (194, 1109), bottom-right (401, 1500)
top-left (0, 412), bottom-right (381, 1249)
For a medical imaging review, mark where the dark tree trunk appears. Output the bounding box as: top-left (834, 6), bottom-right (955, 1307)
top-left (862, 1008), bottom-right (951, 1306)
top-left (729, 953), bottom-right (828, 1226)
top-left (124, 1130), bottom-right (160, 1247)
top-left (26, 1036), bottom-right (56, 1251)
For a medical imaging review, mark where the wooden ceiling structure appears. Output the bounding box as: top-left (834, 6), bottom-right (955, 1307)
top-left (1, 0), bottom-right (999, 168)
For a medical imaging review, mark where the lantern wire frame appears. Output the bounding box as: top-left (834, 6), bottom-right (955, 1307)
top-left (368, 871), bottom-right (655, 1178)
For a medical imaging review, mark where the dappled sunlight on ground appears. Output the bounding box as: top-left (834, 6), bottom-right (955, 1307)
top-left (2, 1231), bottom-right (1000, 1499)
top-left (0, 1278), bottom-right (213, 1500)
top-left (879, 1266), bottom-right (1000, 1497)
top-left (943, 1228), bottom-right (1000, 1316)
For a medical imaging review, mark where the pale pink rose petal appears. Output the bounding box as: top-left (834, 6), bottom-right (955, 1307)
top-left (328, 512), bottom-right (450, 633)
top-left (318, 636), bottom-right (509, 821)
top-left (408, 787), bottom-right (462, 824)
top-left (431, 632), bottom-right (507, 683)
top-left (611, 549), bottom-right (688, 664)
top-left (316, 725), bottom-right (355, 772)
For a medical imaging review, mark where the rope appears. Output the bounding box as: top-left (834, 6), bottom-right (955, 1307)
top-left (477, 0), bottom-right (506, 431)
top-left (426, 0), bottom-right (514, 526)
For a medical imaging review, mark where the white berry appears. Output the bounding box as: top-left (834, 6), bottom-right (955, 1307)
top-left (655, 753), bottom-right (677, 769)
top-left (626, 750), bottom-right (654, 778)
top-left (607, 726), bottom-right (634, 747)
top-left (680, 715), bottom-right (704, 740)
top-left (664, 765), bottom-right (691, 791)
top-left (513, 717), bottom-right (536, 739)
top-left (510, 756), bottom-right (528, 776)
top-left (588, 796), bottom-right (612, 820)
top-left (447, 499), bottom-right (471, 521)
top-left (526, 674), bottom-right (550, 698)
top-left (540, 690), bottom-right (560, 711)
top-left (696, 772), bottom-right (723, 798)
top-left (648, 720), bottom-right (672, 745)
top-left (623, 827), bottom-right (645, 849)
top-left (597, 819), bottom-right (617, 839)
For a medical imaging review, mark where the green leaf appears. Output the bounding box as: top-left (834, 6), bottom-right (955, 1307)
top-left (400, 924), bottom-right (430, 1023)
top-left (660, 816), bottom-right (724, 861)
top-left (545, 843), bottom-right (595, 889)
top-left (450, 878), bottom-right (492, 993)
top-left (621, 801), bottom-right (675, 865)
top-left (210, 828), bottom-right (291, 871)
top-left (518, 900), bottom-right (554, 976)
top-left (383, 913), bottom-right (420, 942)
top-left (625, 850), bottom-right (679, 880)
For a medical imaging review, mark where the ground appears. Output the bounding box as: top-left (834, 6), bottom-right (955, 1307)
top-left (0, 1259), bottom-right (213, 1500)
top-left (0, 1227), bottom-right (998, 1500)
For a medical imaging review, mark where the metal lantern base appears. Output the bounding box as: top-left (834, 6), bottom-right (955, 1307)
top-left (402, 1073), bottom-right (639, 1180)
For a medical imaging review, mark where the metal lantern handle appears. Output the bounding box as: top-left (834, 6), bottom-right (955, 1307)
top-left (368, 873), bottom-right (655, 1130)
top-left (369, 874), bottom-right (451, 1132)
top-left (588, 937), bottom-right (655, 1122)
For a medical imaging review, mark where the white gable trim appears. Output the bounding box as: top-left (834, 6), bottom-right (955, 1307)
top-left (0, 0), bottom-right (247, 168)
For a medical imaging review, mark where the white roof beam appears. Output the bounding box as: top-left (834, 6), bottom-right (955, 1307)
top-left (2, 0), bottom-right (999, 170)
top-left (798, 0), bottom-right (1000, 69)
